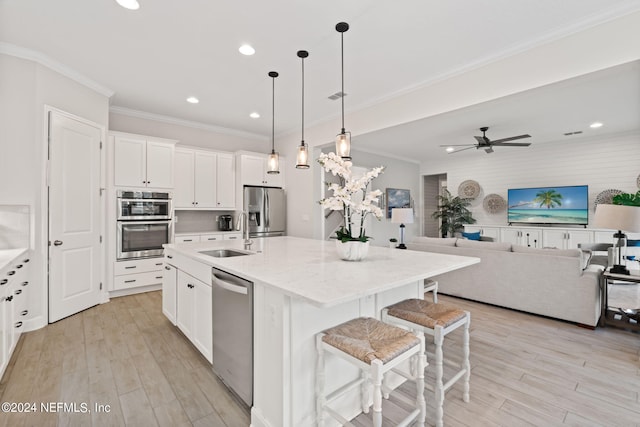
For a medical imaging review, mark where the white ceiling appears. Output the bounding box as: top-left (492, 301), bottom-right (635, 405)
top-left (2, 0), bottom-right (640, 160)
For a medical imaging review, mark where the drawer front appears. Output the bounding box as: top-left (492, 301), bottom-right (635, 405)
top-left (175, 235), bottom-right (201, 243)
top-left (223, 233), bottom-right (242, 240)
top-left (200, 233), bottom-right (223, 242)
top-left (114, 257), bottom-right (164, 276)
top-left (114, 270), bottom-right (165, 291)
top-left (168, 252), bottom-right (211, 285)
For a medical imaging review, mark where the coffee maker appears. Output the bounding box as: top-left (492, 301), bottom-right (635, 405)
top-left (218, 215), bottom-right (233, 231)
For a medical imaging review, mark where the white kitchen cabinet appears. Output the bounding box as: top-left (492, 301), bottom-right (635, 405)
top-left (175, 234), bottom-right (201, 243)
top-left (176, 270), bottom-right (212, 363)
top-left (1, 251), bottom-right (30, 379)
top-left (175, 232), bottom-right (242, 243)
top-left (113, 133), bottom-right (176, 188)
top-left (223, 233), bottom-right (241, 240)
top-left (162, 263), bottom-right (177, 325)
top-left (542, 229), bottom-right (593, 249)
top-left (112, 257), bottom-right (164, 291)
top-left (237, 153), bottom-right (283, 188)
top-left (174, 148), bottom-right (235, 209)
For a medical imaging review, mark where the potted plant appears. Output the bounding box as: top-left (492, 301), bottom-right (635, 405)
top-left (318, 152), bottom-right (385, 260)
top-left (613, 190), bottom-right (640, 206)
top-left (431, 189), bottom-right (476, 237)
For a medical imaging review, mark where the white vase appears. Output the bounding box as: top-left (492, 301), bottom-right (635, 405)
top-left (335, 240), bottom-right (370, 261)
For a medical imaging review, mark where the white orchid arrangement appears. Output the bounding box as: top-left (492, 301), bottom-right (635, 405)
top-left (318, 152), bottom-right (385, 242)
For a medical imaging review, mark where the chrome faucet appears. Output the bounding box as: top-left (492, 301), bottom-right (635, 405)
top-left (236, 211), bottom-right (253, 247)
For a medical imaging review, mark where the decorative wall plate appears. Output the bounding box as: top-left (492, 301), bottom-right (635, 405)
top-left (458, 180), bottom-right (480, 199)
top-left (483, 194), bottom-right (506, 214)
top-left (594, 189), bottom-right (623, 206)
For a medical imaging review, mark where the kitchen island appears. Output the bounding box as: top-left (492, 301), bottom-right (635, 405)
top-left (163, 236), bottom-right (479, 427)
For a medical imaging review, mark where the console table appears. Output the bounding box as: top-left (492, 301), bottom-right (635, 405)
top-left (600, 269), bottom-right (640, 331)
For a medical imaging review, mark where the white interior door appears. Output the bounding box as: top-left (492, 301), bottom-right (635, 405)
top-left (48, 111), bottom-right (102, 323)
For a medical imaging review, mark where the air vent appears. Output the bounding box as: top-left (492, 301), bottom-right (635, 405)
top-left (563, 131), bottom-right (583, 136)
top-left (328, 91), bottom-right (347, 101)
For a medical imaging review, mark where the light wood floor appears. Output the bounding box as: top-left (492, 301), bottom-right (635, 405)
top-left (1, 291), bottom-right (639, 426)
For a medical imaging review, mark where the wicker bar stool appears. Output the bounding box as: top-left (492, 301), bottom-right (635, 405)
top-left (382, 299), bottom-right (470, 427)
top-left (316, 317), bottom-right (426, 427)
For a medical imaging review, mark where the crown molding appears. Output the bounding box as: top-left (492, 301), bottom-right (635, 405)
top-left (109, 106), bottom-right (268, 141)
top-left (0, 42), bottom-right (114, 98)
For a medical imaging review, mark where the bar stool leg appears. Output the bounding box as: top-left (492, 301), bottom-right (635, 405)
top-left (371, 360), bottom-right (383, 427)
top-left (434, 325), bottom-right (445, 427)
top-left (361, 371), bottom-right (370, 413)
top-left (463, 312), bottom-right (471, 403)
top-left (416, 333), bottom-right (427, 426)
top-left (315, 335), bottom-right (326, 427)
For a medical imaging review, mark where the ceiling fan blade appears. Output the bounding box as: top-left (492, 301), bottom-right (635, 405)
top-left (448, 146), bottom-right (477, 154)
top-left (490, 134), bottom-right (531, 143)
top-left (490, 142), bottom-right (532, 147)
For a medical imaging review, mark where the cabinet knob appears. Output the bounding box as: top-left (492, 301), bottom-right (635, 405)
top-left (53, 240), bottom-right (63, 246)
top-left (21, 310), bottom-right (28, 316)
top-left (15, 321), bottom-right (22, 328)
top-left (165, 266), bottom-right (171, 270)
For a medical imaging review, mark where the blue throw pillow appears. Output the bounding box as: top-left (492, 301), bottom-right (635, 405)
top-left (462, 231), bottom-right (481, 241)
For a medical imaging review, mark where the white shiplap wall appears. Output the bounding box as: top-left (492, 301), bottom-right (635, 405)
top-left (420, 133), bottom-right (640, 226)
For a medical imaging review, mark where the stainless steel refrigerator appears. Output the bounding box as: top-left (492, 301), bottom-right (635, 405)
top-left (243, 186), bottom-right (286, 237)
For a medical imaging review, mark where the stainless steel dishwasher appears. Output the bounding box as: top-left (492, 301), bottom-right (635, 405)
top-left (211, 267), bottom-right (253, 407)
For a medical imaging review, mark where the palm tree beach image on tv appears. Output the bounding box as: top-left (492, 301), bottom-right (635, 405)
top-left (507, 185), bottom-right (589, 225)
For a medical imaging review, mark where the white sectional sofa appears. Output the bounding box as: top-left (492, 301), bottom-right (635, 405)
top-left (407, 237), bottom-right (603, 327)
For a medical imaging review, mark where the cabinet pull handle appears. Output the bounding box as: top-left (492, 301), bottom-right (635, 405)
top-left (6, 295), bottom-right (13, 302)
top-left (125, 266), bottom-right (137, 269)
top-left (21, 310), bottom-right (28, 316)
top-left (14, 289), bottom-right (22, 295)
top-left (22, 281), bottom-right (28, 286)
top-left (16, 264), bottom-right (23, 269)
top-left (155, 276), bottom-right (163, 279)
top-left (167, 255), bottom-right (173, 259)
top-left (124, 279), bottom-right (136, 283)
top-left (23, 259), bottom-right (29, 263)
top-left (15, 321), bottom-right (23, 328)
top-left (184, 239), bottom-right (193, 242)
top-left (155, 262), bottom-right (162, 266)
top-left (7, 270), bottom-right (15, 276)
top-left (165, 266), bottom-right (171, 270)
top-left (1, 279), bottom-right (7, 285)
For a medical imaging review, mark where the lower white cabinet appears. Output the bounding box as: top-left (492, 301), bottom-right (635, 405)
top-left (500, 227), bottom-right (542, 248)
top-left (175, 232), bottom-right (241, 243)
top-left (176, 270), bottom-right (212, 363)
top-left (542, 229), bottom-right (593, 249)
top-left (113, 257), bottom-right (164, 291)
top-left (1, 251), bottom-right (30, 379)
top-left (162, 263), bottom-right (177, 325)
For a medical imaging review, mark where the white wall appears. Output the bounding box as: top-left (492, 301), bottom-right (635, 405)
top-left (0, 53), bottom-right (110, 328)
top-left (276, 11), bottom-right (640, 241)
top-left (420, 133), bottom-right (640, 227)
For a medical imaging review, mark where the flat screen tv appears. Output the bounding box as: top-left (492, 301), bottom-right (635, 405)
top-left (507, 185), bottom-right (589, 225)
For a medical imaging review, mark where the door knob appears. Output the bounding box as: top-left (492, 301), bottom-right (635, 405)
top-left (53, 240), bottom-right (63, 246)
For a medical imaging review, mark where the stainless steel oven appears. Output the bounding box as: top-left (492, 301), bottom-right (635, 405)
top-left (116, 191), bottom-right (173, 260)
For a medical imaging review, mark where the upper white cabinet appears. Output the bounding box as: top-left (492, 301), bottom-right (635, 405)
top-left (237, 153), bottom-right (284, 188)
top-left (174, 147), bottom-right (235, 209)
top-left (113, 133), bottom-right (176, 188)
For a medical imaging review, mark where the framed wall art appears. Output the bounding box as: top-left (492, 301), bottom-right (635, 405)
top-left (385, 188), bottom-right (411, 218)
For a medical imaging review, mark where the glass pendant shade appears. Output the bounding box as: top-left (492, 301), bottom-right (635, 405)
top-left (296, 142), bottom-right (309, 169)
top-left (267, 150), bottom-right (279, 174)
top-left (336, 131), bottom-right (351, 160)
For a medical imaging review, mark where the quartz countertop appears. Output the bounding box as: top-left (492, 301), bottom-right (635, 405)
top-left (164, 236), bottom-right (479, 308)
top-left (0, 248), bottom-right (28, 271)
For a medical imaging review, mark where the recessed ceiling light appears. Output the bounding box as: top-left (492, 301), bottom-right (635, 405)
top-left (116, 0), bottom-right (140, 10)
top-left (249, 112), bottom-right (260, 119)
top-left (445, 147), bottom-right (454, 153)
top-left (590, 122), bottom-right (603, 128)
top-left (186, 97), bottom-right (199, 104)
top-left (239, 44), bottom-right (256, 56)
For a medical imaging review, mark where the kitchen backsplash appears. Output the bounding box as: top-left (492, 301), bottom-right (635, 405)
top-left (175, 210), bottom-right (235, 234)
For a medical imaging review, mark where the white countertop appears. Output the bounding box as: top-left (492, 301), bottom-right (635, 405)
top-left (164, 236), bottom-right (479, 308)
top-left (0, 248), bottom-right (28, 271)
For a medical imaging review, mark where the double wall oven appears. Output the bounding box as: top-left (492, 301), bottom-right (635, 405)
top-left (116, 190), bottom-right (173, 260)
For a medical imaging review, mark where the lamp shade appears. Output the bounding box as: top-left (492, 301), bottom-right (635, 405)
top-left (391, 208), bottom-right (414, 224)
top-left (593, 204), bottom-right (640, 232)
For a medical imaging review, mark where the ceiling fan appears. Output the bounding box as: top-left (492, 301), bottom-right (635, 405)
top-left (442, 126), bottom-right (532, 154)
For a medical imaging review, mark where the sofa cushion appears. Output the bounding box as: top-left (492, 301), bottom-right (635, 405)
top-left (461, 231), bottom-right (481, 241)
top-left (455, 239), bottom-right (512, 252)
top-left (511, 245), bottom-right (581, 258)
top-left (411, 237), bottom-right (457, 247)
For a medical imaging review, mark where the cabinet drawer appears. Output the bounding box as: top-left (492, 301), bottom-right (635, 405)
top-left (175, 234), bottom-right (201, 243)
top-left (114, 270), bottom-right (165, 291)
top-left (201, 233), bottom-right (223, 242)
top-left (223, 233), bottom-right (242, 240)
top-left (114, 257), bottom-right (164, 276)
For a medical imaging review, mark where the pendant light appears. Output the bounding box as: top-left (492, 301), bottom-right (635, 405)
top-left (267, 71), bottom-right (280, 174)
top-left (296, 50), bottom-right (310, 169)
top-left (335, 22), bottom-right (351, 160)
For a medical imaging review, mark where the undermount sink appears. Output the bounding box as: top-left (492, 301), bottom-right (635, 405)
top-left (199, 249), bottom-right (252, 258)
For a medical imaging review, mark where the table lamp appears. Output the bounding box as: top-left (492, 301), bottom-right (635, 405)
top-left (391, 208), bottom-right (414, 249)
top-left (593, 204), bottom-right (640, 275)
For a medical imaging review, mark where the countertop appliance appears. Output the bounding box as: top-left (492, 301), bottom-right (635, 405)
top-left (218, 215), bottom-right (233, 231)
top-left (211, 267), bottom-right (253, 407)
top-left (116, 190), bottom-right (173, 260)
top-left (243, 186), bottom-right (285, 238)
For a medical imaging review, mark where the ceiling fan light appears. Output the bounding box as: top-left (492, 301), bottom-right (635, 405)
top-left (590, 121), bottom-right (603, 128)
top-left (336, 131), bottom-right (351, 160)
top-left (296, 142), bottom-right (309, 169)
top-left (446, 147), bottom-right (454, 153)
top-left (116, 0), bottom-right (139, 10)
